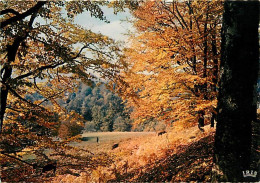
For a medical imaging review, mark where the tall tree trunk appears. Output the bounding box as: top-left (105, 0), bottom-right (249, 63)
top-left (202, 9), bottom-right (209, 100)
top-left (214, 1), bottom-right (259, 182)
top-left (211, 31), bottom-right (219, 93)
top-left (0, 3), bottom-right (44, 133)
top-left (1, 34), bottom-right (32, 133)
top-left (0, 40), bottom-right (21, 133)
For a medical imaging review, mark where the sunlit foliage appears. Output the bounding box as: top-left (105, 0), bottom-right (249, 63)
top-left (116, 0), bottom-right (223, 127)
top-left (0, 1), bottom-right (122, 181)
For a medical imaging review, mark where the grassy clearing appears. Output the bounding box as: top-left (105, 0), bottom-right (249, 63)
top-left (70, 132), bottom-right (155, 154)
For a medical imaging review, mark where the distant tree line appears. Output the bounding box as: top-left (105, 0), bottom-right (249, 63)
top-left (62, 83), bottom-right (132, 132)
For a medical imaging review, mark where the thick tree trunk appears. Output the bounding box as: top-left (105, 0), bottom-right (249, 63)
top-left (214, 1), bottom-right (259, 182)
top-left (211, 31), bottom-right (219, 93)
top-left (0, 2), bottom-right (44, 133)
top-left (0, 36), bottom-right (28, 133)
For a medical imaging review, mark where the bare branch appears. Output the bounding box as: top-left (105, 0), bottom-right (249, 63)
top-left (37, 88), bottom-right (69, 106)
top-left (6, 84), bottom-right (45, 111)
top-left (1, 152), bottom-right (34, 167)
top-left (1, 2), bottom-right (46, 29)
top-left (0, 9), bottom-right (20, 16)
top-left (175, 3), bottom-right (189, 29)
top-left (72, 45), bottom-right (88, 59)
top-left (14, 61), bottom-right (65, 80)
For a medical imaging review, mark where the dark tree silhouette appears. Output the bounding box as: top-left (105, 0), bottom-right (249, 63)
top-left (214, 1), bottom-right (259, 181)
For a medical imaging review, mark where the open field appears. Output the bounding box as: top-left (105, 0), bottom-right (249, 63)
top-left (70, 132), bottom-right (155, 154)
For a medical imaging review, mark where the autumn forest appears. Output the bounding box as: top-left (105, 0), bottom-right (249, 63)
top-left (0, 1), bottom-right (259, 182)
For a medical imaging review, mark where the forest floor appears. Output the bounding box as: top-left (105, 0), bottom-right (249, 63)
top-left (108, 125), bottom-right (216, 182)
top-left (53, 125), bottom-right (216, 182)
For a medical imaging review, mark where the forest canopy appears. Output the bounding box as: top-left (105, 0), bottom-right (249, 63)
top-left (116, 1), bottom-right (223, 128)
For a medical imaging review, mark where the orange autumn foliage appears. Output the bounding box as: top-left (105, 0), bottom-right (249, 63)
top-left (116, 0), bottom-right (223, 127)
top-left (0, 1), bottom-right (122, 182)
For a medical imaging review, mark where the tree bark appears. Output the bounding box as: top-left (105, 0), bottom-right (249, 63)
top-left (0, 3), bottom-right (45, 133)
top-left (211, 31), bottom-right (219, 93)
top-left (0, 39), bottom-right (21, 133)
top-left (214, 1), bottom-right (259, 181)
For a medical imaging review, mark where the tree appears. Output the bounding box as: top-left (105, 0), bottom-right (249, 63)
top-left (116, 1), bottom-right (223, 127)
top-left (0, 1), bottom-right (121, 133)
top-left (0, 1), bottom-right (122, 181)
top-left (214, 1), bottom-right (259, 181)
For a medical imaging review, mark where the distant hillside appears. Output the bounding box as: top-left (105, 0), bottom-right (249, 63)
top-left (61, 83), bottom-right (132, 132)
